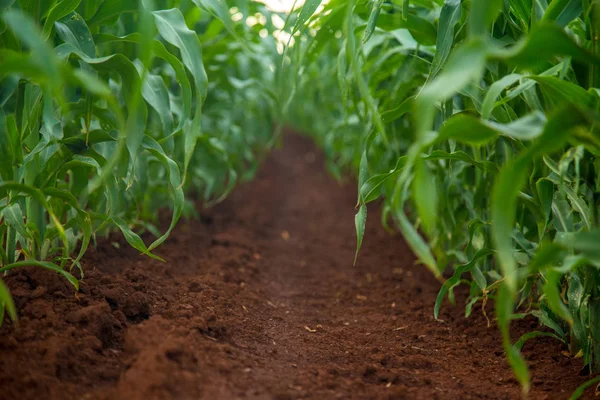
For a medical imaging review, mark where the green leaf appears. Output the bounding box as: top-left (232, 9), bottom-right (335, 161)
top-left (354, 204), bottom-right (367, 265)
top-left (42, 0), bottom-right (82, 39)
top-left (0, 182), bottom-right (70, 262)
top-left (141, 136), bottom-right (184, 251)
top-left (381, 95), bottom-right (414, 124)
top-left (532, 308), bottom-right (566, 337)
top-left (542, 0), bottom-right (582, 27)
top-left (0, 110), bottom-right (15, 180)
top-left (2, 203), bottom-right (29, 241)
top-left (112, 216), bottom-right (165, 262)
top-left (496, 283), bottom-right (531, 394)
top-left (397, 13), bottom-right (438, 46)
top-left (424, 150), bottom-right (497, 171)
top-left (359, 160), bottom-right (406, 203)
top-left (509, 0), bottom-right (533, 30)
top-left (481, 73), bottom-right (521, 120)
top-left (346, 0), bottom-right (389, 146)
top-left (55, 11), bottom-right (95, 57)
top-left (531, 76), bottom-right (596, 109)
top-left (153, 8), bottom-right (208, 173)
top-left (396, 205), bottom-right (440, 279)
top-left (192, 0), bottom-right (238, 38)
top-left (87, 0), bottom-right (137, 27)
top-left (535, 179), bottom-right (554, 236)
top-left (94, 33), bottom-right (192, 129)
top-left (497, 23), bottom-right (600, 68)
top-left (413, 157), bottom-right (437, 236)
top-left (492, 105), bottom-right (589, 291)
top-left (438, 113), bottom-right (498, 145)
top-left (0, 278), bottom-right (17, 324)
top-left (291, 0), bottom-right (322, 36)
top-left (468, 0), bottom-right (503, 37)
top-left (0, 0), bottom-right (15, 10)
top-left (3, 10), bottom-right (60, 83)
top-left (362, 0), bottom-right (383, 43)
top-left (543, 269), bottom-right (573, 325)
top-left (429, 0), bottom-right (461, 79)
top-left (417, 39), bottom-right (488, 137)
top-left (439, 112), bottom-right (551, 145)
top-left (569, 377), bottom-right (600, 400)
top-left (434, 249), bottom-right (492, 319)
top-left (556, 230), bottom-right (600, 265)
top-left (43, 187), bottom-right (92, 265)
top-left (141, 71), bottom-right (174, 136)
top-left (552, 194), bottom-right (573, 232)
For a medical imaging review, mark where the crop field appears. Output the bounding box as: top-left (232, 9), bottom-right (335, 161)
top-left (0, 0), bottom-right (599, 398)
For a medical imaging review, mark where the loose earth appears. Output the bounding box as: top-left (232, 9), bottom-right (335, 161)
top-left (0, 133), bottom-right (593, 399)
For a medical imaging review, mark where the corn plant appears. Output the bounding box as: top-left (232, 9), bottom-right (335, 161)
top-left (287, 0), bottom-right (600, 393)
top-left (0, 0), bottom-right (283, 324)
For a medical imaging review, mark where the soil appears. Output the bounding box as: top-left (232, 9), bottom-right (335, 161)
top-left (0, 133), bottom-right (595, 400)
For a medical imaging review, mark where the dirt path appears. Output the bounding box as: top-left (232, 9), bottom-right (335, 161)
top-left (0, 133), bottom-right (592, 399)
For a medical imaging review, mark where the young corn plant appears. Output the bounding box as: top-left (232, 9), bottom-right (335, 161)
top-left (288, 0), bottom-right (600, 394)
top-left (0, 0), bottom-right (283, 325)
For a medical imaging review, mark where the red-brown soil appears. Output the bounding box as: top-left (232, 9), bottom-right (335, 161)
top-left (0, 133), bottom-right (595, 399)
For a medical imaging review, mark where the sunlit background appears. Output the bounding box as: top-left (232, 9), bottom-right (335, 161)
top-left (235, 0), bottom-right (321, 52)
top-left (258, 0), bottom-right (305, 12)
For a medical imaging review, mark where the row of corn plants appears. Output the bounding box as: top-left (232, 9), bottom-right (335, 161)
top-left (0, 0), bottom-right (287, 324)
top-left (286, 0), bottom-right (600, 395)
